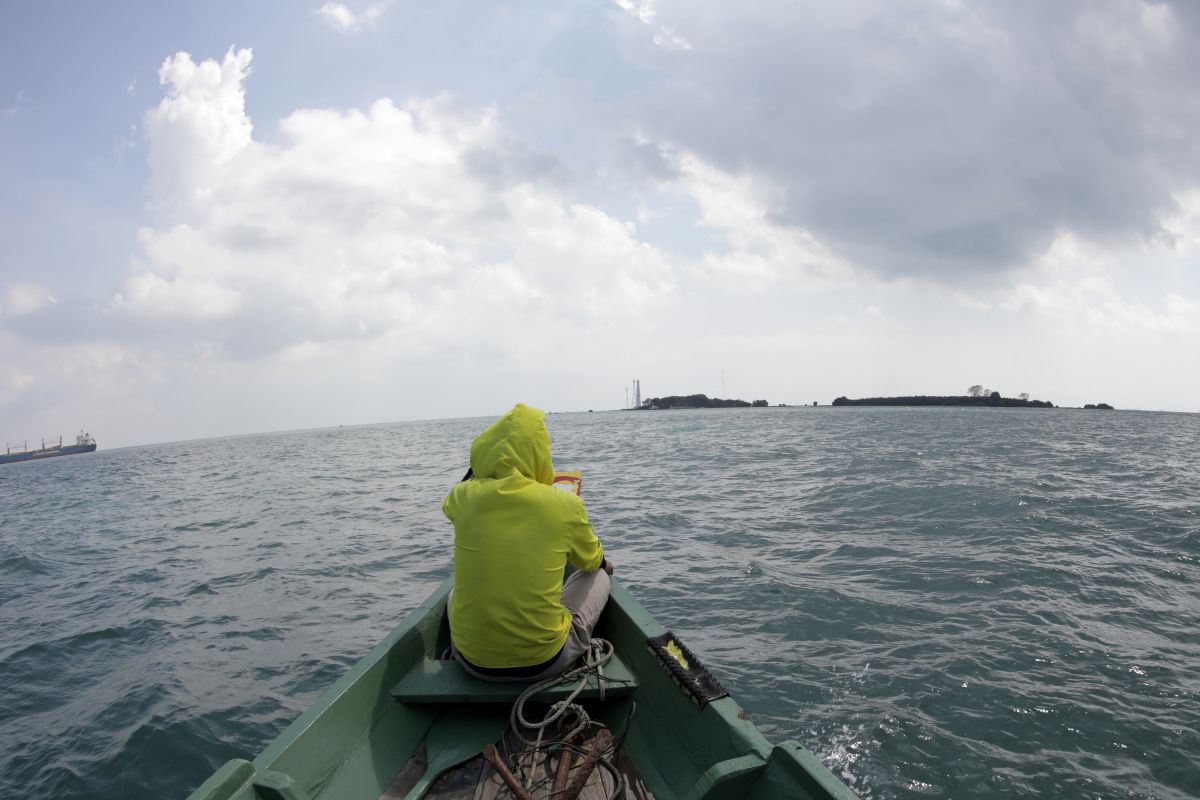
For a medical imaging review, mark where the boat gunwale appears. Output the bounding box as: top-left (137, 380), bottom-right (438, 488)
top-left (250, 578), bottom-right (451, 772)
top-left (186, 575), bottom-right (860, 800)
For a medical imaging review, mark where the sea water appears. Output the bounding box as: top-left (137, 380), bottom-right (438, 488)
top-left (1, 407), bottom-right (1197, 799)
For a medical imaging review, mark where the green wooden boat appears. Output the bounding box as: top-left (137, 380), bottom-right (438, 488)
top-left (185, 577), bottom-right (859, 800)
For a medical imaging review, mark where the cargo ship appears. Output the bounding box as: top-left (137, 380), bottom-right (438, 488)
top-left (1, 431), bottom-right (97, 465)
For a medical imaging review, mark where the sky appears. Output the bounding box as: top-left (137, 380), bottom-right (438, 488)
top-left (2, 1), bottom-right (1198, 448)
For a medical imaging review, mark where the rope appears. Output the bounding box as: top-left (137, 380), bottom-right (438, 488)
top-left (511, 638), bottom-right (614, 748)
top-left (497, 638), bottom-right (626, 800)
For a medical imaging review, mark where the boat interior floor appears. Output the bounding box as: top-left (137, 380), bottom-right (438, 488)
top-left (380, 723), bottom-right (657, 800)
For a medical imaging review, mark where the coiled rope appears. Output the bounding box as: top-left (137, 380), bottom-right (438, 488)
top-left (498, 638), bottom-right (627, 800)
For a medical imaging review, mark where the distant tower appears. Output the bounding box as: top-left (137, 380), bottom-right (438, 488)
top-left (634, 379), bottom-right (641, 409)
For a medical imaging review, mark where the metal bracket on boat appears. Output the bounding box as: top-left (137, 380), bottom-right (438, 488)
top-left (646, 631), bottom-right (728, 708)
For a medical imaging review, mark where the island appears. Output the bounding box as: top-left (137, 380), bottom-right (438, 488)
top-left (1083, 403), bottom-right (1115, 410)
top-left (637, 393), bottom-right (768, 409)
top-left (832, 392), bottom-right (1053, 408)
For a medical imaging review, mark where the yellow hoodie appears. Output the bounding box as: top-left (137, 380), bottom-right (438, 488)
top-left (443, 404), bottom-right (604, 668)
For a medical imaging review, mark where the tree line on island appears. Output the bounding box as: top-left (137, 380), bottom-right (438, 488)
top-left (637, 393), bottom-right (769, 409)
top-left (834, 385), bottom-right (1051, 407)
top-left (832, 386), bottom-right (1112, 409)
top-left (634, 387), bottom-right (1115, 410)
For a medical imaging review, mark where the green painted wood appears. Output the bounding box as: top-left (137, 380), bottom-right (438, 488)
top-left (183, 575), bottom-right (860, 800)
top-left (389, 654), bottom-right (638, 703)
top-left (748, 742), bottom-right (862, 800)
top-left (252, 578), bottom-right (452, 799)
top-left (185, 759), bottom-right (257, 800)
top-left (252, 768), bottom-right (311, 800)
top-left (399, 710), bottom-right (508, 800)
top-left (680, 753), bottom-right (767, 800)
top-left (595, 580), bottom-right (781, 799)
top-left (304, 703), bottom-right (437, 800)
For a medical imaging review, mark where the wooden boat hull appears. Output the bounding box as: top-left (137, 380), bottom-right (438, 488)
top-left (185, 577), bottom-right (858, 800)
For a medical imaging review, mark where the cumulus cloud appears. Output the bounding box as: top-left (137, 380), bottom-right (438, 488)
top-left (926, 221), bottom-right (1199, 346)
top-left (314, 1), bottom-right (392, 33)
top-left (0, 329), bottom-right (150, 437)
top-left (630, 148), bottom-right (854, 292)
top-left (118, 49), bottom-right (675, 362)
top-left (617, 1), bottom-right (1200, 281)
top-left (143, 47), bottom-right (255, 218)
top-left (113, 271), bottom-right (243, 319)
top-left (10, 9), bottom-right (1197, 445)
top-left (1161, 189), bottom-right (1200, 255)
top-left (1005, 276), bottom-right (1197, 335)
top-left (0, 283), bottom-right (57, 317)
top-left (612, 0), bottom-right (692, 50)
top-left (999, 233), bottom-right (1200, 336)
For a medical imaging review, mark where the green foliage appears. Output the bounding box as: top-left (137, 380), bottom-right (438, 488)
top-left (640, 394), bottom-right (759, 409)
top-left (831, 394), bottom-right (1053, 408)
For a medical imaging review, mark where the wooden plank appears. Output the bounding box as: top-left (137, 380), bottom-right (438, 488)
top-left (390, 657), bottom-right (638, 704)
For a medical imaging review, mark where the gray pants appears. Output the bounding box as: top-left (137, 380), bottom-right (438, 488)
top-left (452, 568), bottom-right (611, 683)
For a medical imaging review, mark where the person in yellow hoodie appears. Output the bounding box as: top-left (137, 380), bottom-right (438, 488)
top-left (443, 403), bottom-right (614, 681)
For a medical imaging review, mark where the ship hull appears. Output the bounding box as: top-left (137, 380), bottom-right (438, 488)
top-left (0, 443), bottom-right (97, 465)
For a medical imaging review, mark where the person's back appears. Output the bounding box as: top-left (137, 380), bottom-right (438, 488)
top-left (443, 404), bottom-right (611, 680)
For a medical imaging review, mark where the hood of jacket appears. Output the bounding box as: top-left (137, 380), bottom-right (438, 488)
top-left (469, 403), bottom-right (555, 485)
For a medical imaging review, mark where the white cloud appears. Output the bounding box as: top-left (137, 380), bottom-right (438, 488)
top-left (118, 49), bottom-right (675, 359)
top-left (1165, 293), bottom-right (1199, 317)
top-left (948, 290), bottom-right (993, 312)
top-left (144, 48), bottom-right (255, 218)
top-left (315, 3), bottom-right (357, 31)
top-left (314, 1), bottom-right (392, 33)
top-left (0, 330), bottom-right (153, 440)
top-left (1140, 2), bottom-right (1174, 40)
top-left (0, 283), bottom-right (57, 317)
top-left (613, 0), bottom-right (656, 25)
top-left (1162, 189), bottom-right (1200, 255)
top-left (999, 233), bottom-right (1199, 336)
top-left (652, 29), bottom-right (692, 52)
top-left (666, 150), bottom-right (854, 290)
top-left (112, 271), bottom-right (243, 319)
top-left (612, 0), bottom-right (692, 50)
top-left (613, 2), bottom-right (1200, 285)
top-left (9, 26), bottom-right (1193, 447)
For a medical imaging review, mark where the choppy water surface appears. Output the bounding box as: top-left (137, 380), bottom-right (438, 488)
top-left (2, 408), bottom-right (1198, 799)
